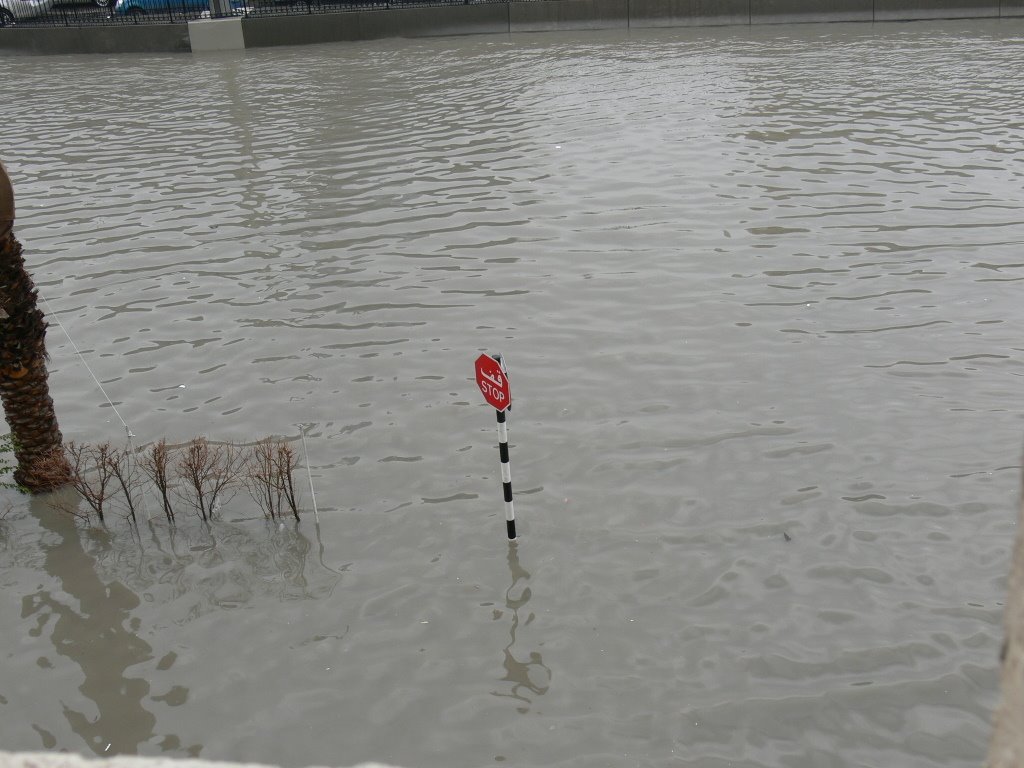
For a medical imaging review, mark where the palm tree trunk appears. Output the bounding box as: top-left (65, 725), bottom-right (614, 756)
top-left (0, 162), bottom-right (70, 492)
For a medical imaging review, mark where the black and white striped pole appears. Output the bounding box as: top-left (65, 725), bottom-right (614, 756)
top-left (474, 353), bottom-right (516, 540)
top-left (496, 406), bottom-right (515, 540)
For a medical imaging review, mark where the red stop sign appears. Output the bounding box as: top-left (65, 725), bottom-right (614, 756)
top-left (475, 354), bottom-right (511, 412)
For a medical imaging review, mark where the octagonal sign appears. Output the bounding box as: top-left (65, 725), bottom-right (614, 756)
top-left (475, 354), bottom-right (511, 412)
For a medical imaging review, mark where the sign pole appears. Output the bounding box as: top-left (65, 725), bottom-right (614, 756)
top-left (474, 352), bottom-right (516, 540)
top-left (497, 405), bottom-right (516, 540)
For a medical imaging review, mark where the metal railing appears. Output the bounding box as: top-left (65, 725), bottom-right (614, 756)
top-left (3, 0), bottom-right (219, 26)
top-left (1, 0), bottom-right (484, 26)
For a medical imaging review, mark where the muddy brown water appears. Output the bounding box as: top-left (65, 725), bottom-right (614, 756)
top-left (2, 19), bottom-right (1024, 768)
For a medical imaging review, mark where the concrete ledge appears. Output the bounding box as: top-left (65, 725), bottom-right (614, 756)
top-left (242, 12), bottom-right (362, 45)
top-left (1002, 0), bottom-right (1024, 16)
top-left (243, 2), bottom-right (507, 45)
top-left (357, 3), bottom-right (509, 39)
top-left (874, 0), bottom-right (999, 19)
top-left (0, 755), bottom-right (401, 768)
top-left (0, 23), bottom-right (190, 53)
top-left (189, 16), bottom-right (245, 50)
top-left (751, 0), bottom-right (872, 23)
top-left (628, 0), bottom-right (748, 28)
top-left (509, 0), bottom-right (628, 31)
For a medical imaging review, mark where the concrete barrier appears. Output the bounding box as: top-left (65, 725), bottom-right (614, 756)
top-left (509, 0), bottom-right (627, 32)
top-left (875, 0), bottom-right (999, 19)
top-left (0, 755), bottom-right (401, 768)
top-left (241, 11), bottom-right (363, 46)
top-left (628, 0), bottom-right (747, 29)
top-left (751, 0), bottom-right (872, 24)
top-left (0, 23), bottom-right (190, 54)
top-left (242, 2), bottom-right (507, 46)
top-left (189, 16), bottom-right (244, 50)
top-left (356, 3), bottom-right (509, 40)
top-left (1004, 0), bottom-right (1024, 16)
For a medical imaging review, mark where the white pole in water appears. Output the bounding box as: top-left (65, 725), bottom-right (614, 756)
top-left (300, 425), bottom-right (320, 524)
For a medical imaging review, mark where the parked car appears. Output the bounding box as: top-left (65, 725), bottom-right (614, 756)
top-left (112, 0), bottom-right (241, 16)
top-left (50, 0), bottom-right (111, 10)
top-left (59, 0), bottom-right (115, 9)
top-left (0, 0), bottom-right (55, 25)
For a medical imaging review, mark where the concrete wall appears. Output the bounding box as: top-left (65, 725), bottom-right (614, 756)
top-left (241, 3), bottom-right (507, 46)
top-left (236, 0), bottom-right (1024, 48)
top-left (628, 0), bottom-right (748, 29)
top-left (874, 0), bottom-right (999, 20)
top-left (0, 23), bottom-right (189, 53)
top-left (238, 0), bottom-right (1022, 48)
top-left (357, 3), bottom-right (509, 38)
top-left (509, 0), bottom-right (627, 32)
top-left (751, 0), bottom-right (873, 24)
top-left (188, 15), bottom-right (244, 50)
top-left (240, 11), bottom-right (362, 46)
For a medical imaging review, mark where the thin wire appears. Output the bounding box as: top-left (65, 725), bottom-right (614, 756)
top-left (40, 294), bottom-right (132, 436)
top-left (300, 425), bottom-right (320, 523)
top-left (41, 293), bottom-right (151, 521)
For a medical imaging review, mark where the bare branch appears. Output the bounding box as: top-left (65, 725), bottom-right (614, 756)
top-left (176, 438), bottom-right (213, 520)
top-left (175, 438), bottom-right (243, 521)
top-left (207, 441), bottom-right (243, 516)
top-left (274, 440), bottom-right (301, 522)
top-left (54, 441), bottom-right (117, 523)
top-left (245, 438), bottom-right (281, 520)
top-left (139, 439), bottom-right (174, 523)
top-left (105, 443), bottom-right (140, 525)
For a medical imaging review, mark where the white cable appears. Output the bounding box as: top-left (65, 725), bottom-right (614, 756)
top-left (40, 294), bottom-right (151, 522)
top-left (40, 294), bottom-right (132, 435)
top-left (300, 425), bottom-right (319, 524)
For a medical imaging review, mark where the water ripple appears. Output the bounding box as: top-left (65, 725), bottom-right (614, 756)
top-left (2, 20), bottom-right (1023, 768)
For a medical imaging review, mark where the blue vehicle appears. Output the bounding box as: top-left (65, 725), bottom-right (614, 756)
top-left (112, 0), bottom-right (243, 19)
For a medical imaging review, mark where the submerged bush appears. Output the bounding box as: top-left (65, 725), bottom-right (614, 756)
top-left (45, 436), bottom-right (306, 526)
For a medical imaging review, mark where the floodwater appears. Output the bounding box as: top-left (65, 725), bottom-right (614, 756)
top-left (2, 18), bottom-right (1024, 768)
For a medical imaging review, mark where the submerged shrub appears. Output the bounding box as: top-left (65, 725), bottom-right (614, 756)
top-left (36, 435), bottom-right (307, 527)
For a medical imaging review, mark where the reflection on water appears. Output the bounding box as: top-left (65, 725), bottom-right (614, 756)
top-left (492, 543), bottom-right (550, 712)
top-left (7, 493), bottom-right (343, 758)
top-left (23, 493), bottom-right (158, 755)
